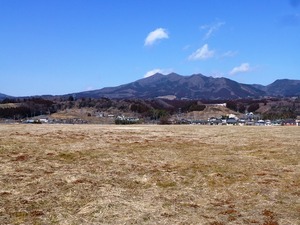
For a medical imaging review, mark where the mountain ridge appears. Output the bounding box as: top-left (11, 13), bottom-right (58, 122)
top-left (1, 73), bottom-right (300, 100)
top-left (0, 93), bottom-right (12, 100)
top-left (71, 73), bottom-right (298, 99)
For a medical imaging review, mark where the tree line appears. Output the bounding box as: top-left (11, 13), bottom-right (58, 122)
top-left (0, 98), bottom-right (56, 119)
top-left (1, 96), bottom-right (299, 120)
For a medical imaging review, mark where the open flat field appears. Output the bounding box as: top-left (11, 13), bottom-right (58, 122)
top-left (0, 124), bottom-right (299, 225)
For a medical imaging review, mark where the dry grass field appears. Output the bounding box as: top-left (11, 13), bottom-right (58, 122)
top-left (0, 124), bottom-right (299, 225)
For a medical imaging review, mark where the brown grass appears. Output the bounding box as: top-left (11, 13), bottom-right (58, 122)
top-left (0, 124), bottom-right (299, 224)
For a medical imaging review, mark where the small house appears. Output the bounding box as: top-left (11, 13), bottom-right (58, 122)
top-left (282, 119), bottom-right (296, 126)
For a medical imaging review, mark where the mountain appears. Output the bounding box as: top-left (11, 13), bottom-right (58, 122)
top-left (73, 73), bottom-right (267, 99)
top-left (1, 74), bottom-right (300, 100)
top-left (265, 79), bottom-right (300, 96)
top-left (0, 93), bottom-right (11, 100)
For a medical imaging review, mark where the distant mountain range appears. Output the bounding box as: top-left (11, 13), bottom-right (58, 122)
top-left (0, 93), bottom-right (11, 100)
top-left (1, 73), bottom-right (300, 100)
top-left (71, 73), bottom-right (300, 99)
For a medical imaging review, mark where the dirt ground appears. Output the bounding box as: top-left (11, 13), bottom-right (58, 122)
top-left (0, 124), bottom-right (299, 224)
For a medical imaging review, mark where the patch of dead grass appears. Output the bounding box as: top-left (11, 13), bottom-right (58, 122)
top-left (0, 124), bottom-right (299, 224)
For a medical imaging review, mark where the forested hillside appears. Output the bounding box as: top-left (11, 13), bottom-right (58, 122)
top-left (1, 96), bottom-right (299, 122)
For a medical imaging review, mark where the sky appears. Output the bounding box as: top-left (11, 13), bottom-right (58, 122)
top-left (0, 0), bottom-right (300, 96)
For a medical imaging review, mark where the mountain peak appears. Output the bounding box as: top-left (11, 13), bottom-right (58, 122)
top-left (266, 78), bottom-right (300, 96)
top-left (73, 73), bottom-right (268, 99)
top-left (150, 72), bottom-right (164, 77)
top-left (2, 73), bottom-right (299, 99)
top-left (0, 93), bottom-right (11, 100)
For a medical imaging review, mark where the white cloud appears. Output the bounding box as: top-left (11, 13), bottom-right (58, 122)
top-left (144, 28), bottom-right (169, 46)
top-left (188, 44), bottom-right (215, 60)
top-left (229, 63), bottom-right (251, 75)
top-left (201, 21), bottom-right (225, 40)
top-left (144, 68), bottom-right (171, 78)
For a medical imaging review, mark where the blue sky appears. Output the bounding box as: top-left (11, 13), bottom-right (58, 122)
top-left (1, 0), bottom-right (300, 96)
